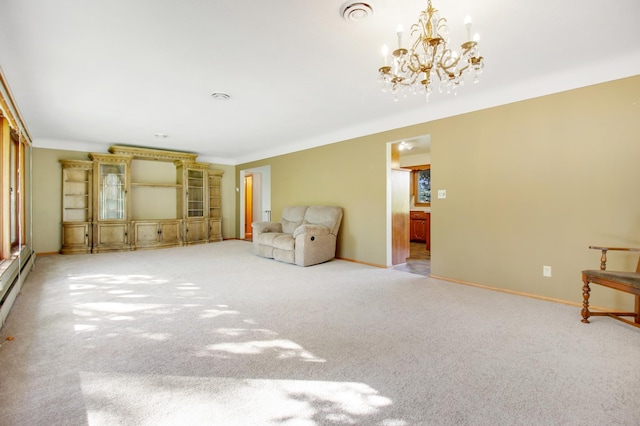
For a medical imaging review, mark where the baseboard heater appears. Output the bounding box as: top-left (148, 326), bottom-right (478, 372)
top-left (0, 250), bottom-right (35, 317)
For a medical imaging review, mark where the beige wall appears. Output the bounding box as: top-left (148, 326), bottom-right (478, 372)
top-left (32, 147), bottom-right (237, 253)
top-left (238, 75), bottom-right (640, 310)
top-left (430, 75), bottom-right (640, 311)
top-left (32, 76), bottom-right (640, 310)
top-left (238, 134), bottom-right (399, 266)
top-left (33, 148), bottom-right (84, 253)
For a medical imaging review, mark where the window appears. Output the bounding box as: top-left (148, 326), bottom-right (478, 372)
top-left (410, 165), bottom-right (431, 207)
top-left (10, 128), bottom-right (22, 250)
top-left (0, 116), bottom-right (27, 259)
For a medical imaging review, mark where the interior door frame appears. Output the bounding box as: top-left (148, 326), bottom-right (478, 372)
top-left (386, 135), bottom-right (432, 266)
top-left (239, 165), bottom-right (271, 239)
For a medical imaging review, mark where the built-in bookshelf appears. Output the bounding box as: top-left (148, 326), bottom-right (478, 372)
top-left (60, 146), bottom-right (224, 254)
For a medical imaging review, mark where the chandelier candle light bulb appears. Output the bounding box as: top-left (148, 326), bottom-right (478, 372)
top-left (464, 15), bottom-right (472, 41)
top-left (430, 11), bottom-right (439, 38)
top-left (377, 0), bottom-right (485, 101)
top-left (381, 44), bottom-right (389, 66)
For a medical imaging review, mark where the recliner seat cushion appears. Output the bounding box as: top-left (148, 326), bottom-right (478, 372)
top-left (254, 232), bottom-right (281, 246)
top-left (272, 234), bottom-right (295, 251)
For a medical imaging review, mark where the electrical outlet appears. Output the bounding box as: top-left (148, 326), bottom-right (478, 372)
top-left (437, 189), bottom-right (447, 199)
top-left (543, 265), bottom-right (552, 277)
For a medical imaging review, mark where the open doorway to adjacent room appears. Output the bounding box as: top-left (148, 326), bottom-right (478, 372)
top-left (387, 136), bottom-right (431, 276)
top-left (239, 166), bottom-right (271, 241)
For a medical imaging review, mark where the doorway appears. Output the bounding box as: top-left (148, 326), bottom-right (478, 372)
top-left (387, 136), bottom-right (431, 274)
top-left (239, 166), bottom-right (271, 240)
top-left (244, 175), bottom-right (253, 239)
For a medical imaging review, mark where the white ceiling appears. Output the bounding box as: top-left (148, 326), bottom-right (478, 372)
top-left (1, 0), bottom-right (639, 165)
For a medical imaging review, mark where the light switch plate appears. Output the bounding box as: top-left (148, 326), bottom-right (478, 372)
top-left (437, 189), bottom-right (447, 199)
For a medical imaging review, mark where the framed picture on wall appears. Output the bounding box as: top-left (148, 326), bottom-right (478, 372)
top-left (414, 166), bottom-right (431, 206)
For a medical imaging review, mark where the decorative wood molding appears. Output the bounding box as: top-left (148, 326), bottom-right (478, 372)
top-left (59, 159), bottom-right (93, 169)
top-left (174, 160), bottom-right (210, 170)
top-left (109, 145), bottom-right (198, 162)
top-left (88, 153), bottom-right (133, 164)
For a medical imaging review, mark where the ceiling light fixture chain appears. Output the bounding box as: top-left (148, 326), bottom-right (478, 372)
top-left (377, 0), bottom-right (484, 102)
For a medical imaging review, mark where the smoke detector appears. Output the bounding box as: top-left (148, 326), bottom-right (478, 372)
top-left (340, 1), bottom-right (374, 21)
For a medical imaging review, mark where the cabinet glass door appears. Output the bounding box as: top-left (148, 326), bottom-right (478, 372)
top-left (99, 163), bottom-right (126, 220)
top-left (187, 169), bottom-right (204, 217)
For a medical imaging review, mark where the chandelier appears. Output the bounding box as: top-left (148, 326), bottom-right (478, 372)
top-left (377, 0), bottom-right (484, 101)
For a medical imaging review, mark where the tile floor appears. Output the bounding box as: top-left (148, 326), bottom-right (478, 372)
top-left (393, 242), bottom-right (431, 276)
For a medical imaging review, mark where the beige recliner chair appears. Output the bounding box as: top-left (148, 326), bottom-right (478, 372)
top-left (252, 206), bottom-right (343, 266)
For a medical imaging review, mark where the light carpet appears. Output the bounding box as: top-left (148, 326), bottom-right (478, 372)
top-left (1, 240), bottom-right (639, 425)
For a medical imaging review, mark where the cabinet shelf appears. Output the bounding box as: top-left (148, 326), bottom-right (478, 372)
top-left (60, 160), bottom-right (93, 241)
top-left (132, 182), bottom-right (181, 188)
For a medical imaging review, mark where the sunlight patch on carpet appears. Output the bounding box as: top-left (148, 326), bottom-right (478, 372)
top-left (74, 302), bottom-right (167, 315)
top-left (80, 372), bottom-right (398, 426)
top-left (201, 339), bottom-right (326, 362)
top-left (69, 273), bottom-right (168, 286)
top-left (199, 308), bottom-right (241, 319)
top-left (214, 327), bottom-right (279, 337)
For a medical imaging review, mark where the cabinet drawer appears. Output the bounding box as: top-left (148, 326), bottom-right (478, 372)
top-left (410, 211), bottom-right (427, 220)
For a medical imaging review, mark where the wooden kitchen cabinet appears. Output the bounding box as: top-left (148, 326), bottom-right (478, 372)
top-left (410, 211), bottom-right (426, 242)
top-left (410, 211), bottom-right (431, 250)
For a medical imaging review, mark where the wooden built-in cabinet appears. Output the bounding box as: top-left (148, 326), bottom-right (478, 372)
top-left (90, 153), bottom-right (132, 253)
top-left (132, 220), bottom-right (182, 249)
top-left (176, 162), bottom-right (210, 245)
top-left (208, 171), bottom-right (223, 242)
top-left (60, 146), bottom-right (224, 254)
top-left (410, 210), bottom-right (431, 250)
top-left (60, 160), bottom-right (93, 254)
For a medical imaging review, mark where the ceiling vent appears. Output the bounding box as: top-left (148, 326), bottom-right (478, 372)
top-left (340, 1), bottom-right (374, 21)
top-left (211, 92), bottom-right (231, 101)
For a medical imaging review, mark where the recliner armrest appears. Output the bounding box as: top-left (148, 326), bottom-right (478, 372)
top-left (252, 221), bottom-right (282, 234)
top-left (293, 224), bottom-right (330, 239)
